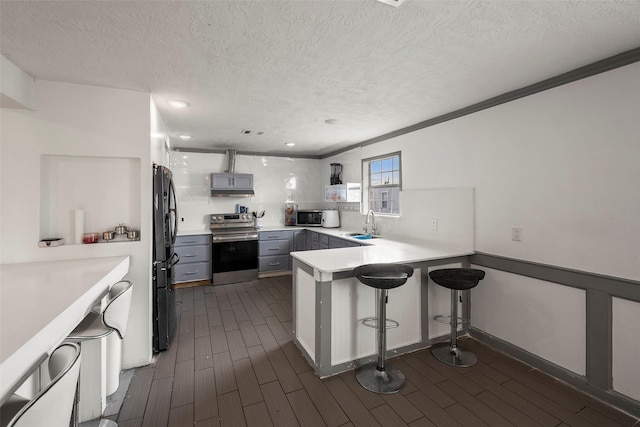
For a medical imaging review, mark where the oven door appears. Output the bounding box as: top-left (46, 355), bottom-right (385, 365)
top-left (212, 239), bottom-right (259, 285)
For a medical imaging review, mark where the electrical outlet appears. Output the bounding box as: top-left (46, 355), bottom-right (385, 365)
top-left (431, 218), bottom-right (438, 231)
top-left (512, 227), bottom-right (522, 241)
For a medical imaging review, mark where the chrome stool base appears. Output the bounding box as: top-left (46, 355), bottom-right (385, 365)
top-left (356, 363), bottom-right (406, 394)
top-left (431, 343), bottom-right (477, 367)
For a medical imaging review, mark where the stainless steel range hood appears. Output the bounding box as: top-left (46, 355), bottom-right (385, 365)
top-left (210, 149), bottom-right (255, 197)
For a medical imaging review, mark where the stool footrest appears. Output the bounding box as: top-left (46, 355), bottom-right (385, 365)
top-left (434, 314), bottom-right (469, 325)
top-left (362, 317), bottom-right (399, 329)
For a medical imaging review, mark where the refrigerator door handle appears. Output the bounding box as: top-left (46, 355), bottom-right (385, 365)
top-left (169, 177), bottom-right (178, 245)
top-left (168, 252), bottom-right (180, 268)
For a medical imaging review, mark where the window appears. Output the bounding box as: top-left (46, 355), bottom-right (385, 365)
top-left (362, 152), bottom-right (401, 215)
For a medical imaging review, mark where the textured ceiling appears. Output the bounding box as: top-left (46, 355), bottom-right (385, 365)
top-left (1, 0), bottom-right (640, 156)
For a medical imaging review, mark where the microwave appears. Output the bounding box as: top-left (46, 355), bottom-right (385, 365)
top-left (295, 210), bottom-right (323, 226)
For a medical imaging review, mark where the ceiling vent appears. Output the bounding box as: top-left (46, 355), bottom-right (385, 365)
top-left (375, 0), bottom-right (406, 7)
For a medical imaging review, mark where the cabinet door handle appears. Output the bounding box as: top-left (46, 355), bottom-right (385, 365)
top-left (268, 247), bottom-right (280, 250)
top-left (184, 271), bottom-right (198, 275)
top-left (269, 262), bottom-right (280, 266)
top-left (182, 240), bottom-right (197, 243)
top-left (183, 254), bottom-right (197, 257)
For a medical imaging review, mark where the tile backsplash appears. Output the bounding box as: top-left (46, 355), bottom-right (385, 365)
top-left (170, 151), bottom-right (329, 230)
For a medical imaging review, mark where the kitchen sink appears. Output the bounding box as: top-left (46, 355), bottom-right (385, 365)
top-left (342, 232), bottom-right (379, 239)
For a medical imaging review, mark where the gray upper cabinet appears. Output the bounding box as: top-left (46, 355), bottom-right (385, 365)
top-left (210, 173), bottom-right (254, 191)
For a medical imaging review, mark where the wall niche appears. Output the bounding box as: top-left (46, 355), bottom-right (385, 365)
top-left (40, 155), bottom-right (141, 244)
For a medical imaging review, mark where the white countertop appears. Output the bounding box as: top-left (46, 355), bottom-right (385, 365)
top-left (177, 224), bottom-right (473, 273)
top-left (0, 256), bottom-right (130, 404)
top-left (291, 235), bottom-right (472, 273)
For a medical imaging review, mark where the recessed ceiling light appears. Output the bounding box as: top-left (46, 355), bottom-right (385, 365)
top-left (285, 142), bottom-right (296, 147)
top-left (178, 134), bottom-right (192, 140)
top-left (324, 119), bottom-right (338, 125)
top-left (168, 100), bottom-right (189, 108)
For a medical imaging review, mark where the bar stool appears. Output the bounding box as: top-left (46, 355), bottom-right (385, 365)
top-left (0, 342), bottom-right (81, 427)
top-left (65, 280), bottom-right (133, 427)
top-left (429, 268), bottom-right (485, 367)
top-left (354, 263), bottom-right (414, 394)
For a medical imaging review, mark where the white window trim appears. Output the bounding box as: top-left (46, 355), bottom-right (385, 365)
top-left (361, 151), bottom-right (402, 216)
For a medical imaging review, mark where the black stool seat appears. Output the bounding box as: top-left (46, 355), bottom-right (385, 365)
top-left (429, 268), bottom-right (485, 290)
top-left (429, 267), bottom-right (485, 367)
top-left (353, 263), bottom-right (413, 394)
top-left (354, 263), bottom-right (414, 289)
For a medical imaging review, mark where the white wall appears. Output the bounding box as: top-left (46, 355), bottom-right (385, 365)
top-left (150, 98), bottom-right (171, 167)
top-left (0, 55), bottom-right (36, 110)
top-left (0, 80), bottom-right (153, 368)
top-left (332, 62), bottom-right (640, 281)
top-left (326, 63), bottom-right (639, 396)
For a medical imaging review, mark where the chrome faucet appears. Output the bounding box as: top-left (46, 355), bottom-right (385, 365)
top-left (363, 210), bottom-right (377, 235)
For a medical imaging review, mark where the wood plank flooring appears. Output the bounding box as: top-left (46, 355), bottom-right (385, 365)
top-left (115, 276), bottom-right (639, 427)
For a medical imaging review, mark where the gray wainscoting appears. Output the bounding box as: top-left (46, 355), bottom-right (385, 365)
top-left (469, 252), bottom-right (640, 418)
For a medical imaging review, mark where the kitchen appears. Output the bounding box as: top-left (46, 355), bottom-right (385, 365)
top-left (1, 1), bottom-right (639, 426)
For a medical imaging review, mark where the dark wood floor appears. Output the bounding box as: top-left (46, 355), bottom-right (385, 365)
top-left (114, 276), bottom-right (639, 427)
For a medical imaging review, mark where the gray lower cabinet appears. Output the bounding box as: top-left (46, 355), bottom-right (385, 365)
top-left (293, 229), bottom-right (306, 252)
top-left (319, 233), bottom-right (329, 249)
top-left (306, 230), bottom-right (328, 249)
top-left (307, 231), bottom-right (318, 250)
top-left (306, 231), bottom-right (360, 251)
top-left (259, 230), bottom-right (293, 273)
top-left (258, 229), bottom-right (360, 274)
top-left (173, 234), bottom-right (212, 283)
top-left (329, 236), bottom-right (360, 248)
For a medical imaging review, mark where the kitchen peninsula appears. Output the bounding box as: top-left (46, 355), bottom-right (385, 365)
top-left (290, 233), bottom-right (473, 378)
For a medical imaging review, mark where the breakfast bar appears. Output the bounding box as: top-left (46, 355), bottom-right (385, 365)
top-left (0, 256), bottom-right (130, 412)
top-left (290, 236), bottom-right (473, 378)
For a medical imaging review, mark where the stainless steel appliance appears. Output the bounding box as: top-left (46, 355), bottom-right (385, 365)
top-left (210, 213), bottom-right (259, 285)
top-left (295, 210), bottom-right (323, 226)
top-left (152, 164), bottom-right (179, 352)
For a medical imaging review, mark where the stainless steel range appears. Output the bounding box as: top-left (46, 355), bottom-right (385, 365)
top-left (210, 213), bottom-right (259, 285)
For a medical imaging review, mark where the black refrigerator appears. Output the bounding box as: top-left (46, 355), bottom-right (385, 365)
top-left (152, 164), bottom-right (179, 352)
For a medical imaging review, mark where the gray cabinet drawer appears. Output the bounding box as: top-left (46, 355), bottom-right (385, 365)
top-left (175, 244), bottom-right (210, 263)
top-left (259, 230), bottom-right (292, 241)
top-left (174, 261), bottom-right (211, 283)
top-left (259, 255), bottom-right (290, 272)
top-left (175, 234), bottom-right (210, 246)
top-left (259, 240), bottom-right (290, 256)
